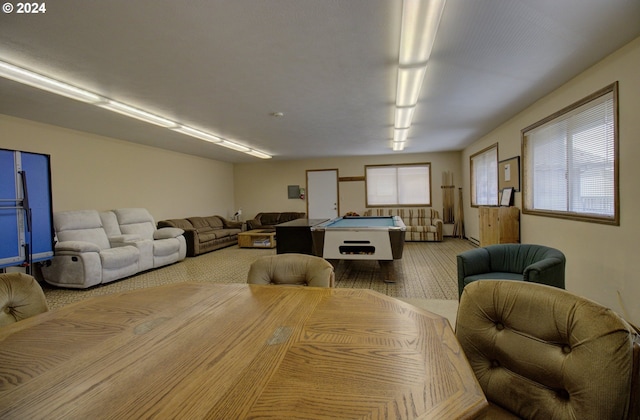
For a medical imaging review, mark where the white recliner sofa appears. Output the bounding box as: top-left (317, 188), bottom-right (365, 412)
top-left (102, 208), bottom-right (187, 270)
top-left (41, 208), bottom-right (185, 289)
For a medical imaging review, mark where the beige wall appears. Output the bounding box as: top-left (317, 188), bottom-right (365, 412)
top-left (0, 114), bottom-right (235, 221)
top-left (233, 152), bottom-right (462, 222)
top-left (461, 36), bottom-right (640, 326)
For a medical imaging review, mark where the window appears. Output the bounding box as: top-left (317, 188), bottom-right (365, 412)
top-left (365, 163), bottom-right (431, 206)
top-left (522, 82), bottom-right (618, 225)
top-left (470, 144), bottom-right (498, 206)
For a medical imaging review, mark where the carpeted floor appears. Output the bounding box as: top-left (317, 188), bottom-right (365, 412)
top-left (41, 238), bottom-right (475, 324)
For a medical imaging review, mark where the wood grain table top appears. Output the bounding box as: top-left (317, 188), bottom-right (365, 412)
top-left (0, 283), bottom-right (487, 419)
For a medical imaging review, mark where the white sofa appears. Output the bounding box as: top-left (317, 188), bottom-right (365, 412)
top-left (101, 208), bottom-right (187, 271)
top-left (41, 208), bottom-right (186, 289)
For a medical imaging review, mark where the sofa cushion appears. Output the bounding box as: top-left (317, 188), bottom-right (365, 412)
top-left (258, 213), bottom-right (282, 225)
top-left (113, 208), bottom-right (157, 241)
top-left (54, 210), bottom-right (112, 250)
top-left (213, 228), bottom-right (241, 239)
top-left (99, 246), bottom-right (139, 269)
top-left (188, 217), bottom-right (215, 232)
top-left (204, 216), bottom-right (224, 229)
top-left (279, 212), bottom-right (305, 223)
top-left (198, 232), bottom-right (218, 243)
top-left (99, 211), bottom-right (122, 237)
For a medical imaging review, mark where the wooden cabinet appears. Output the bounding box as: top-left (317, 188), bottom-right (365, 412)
top-left (479, 207), bottom-right (520, 246)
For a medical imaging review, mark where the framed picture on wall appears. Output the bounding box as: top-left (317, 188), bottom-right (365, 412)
top-left (500, 187), bottom-right (514, 206)
top-left (499, 156), bottom-right (520, 192)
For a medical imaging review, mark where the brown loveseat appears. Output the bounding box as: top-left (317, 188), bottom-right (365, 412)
top-left (245, 212), bottom-right (305, 230)
top-left (157, 215), bottom-right (242, 257)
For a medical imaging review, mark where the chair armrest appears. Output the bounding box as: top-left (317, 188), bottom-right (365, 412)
top-left (55, 241), bottom-right (101, 253)
top-left (457, 248), bottom-right (491, 276)
top-left (109, 234), bottom-right (143, 245)
top-left (524, 258), bottom-right (566, 289)
top-left (222, 218), bottom-right (243, 229)
top-left (154, 227), bottom-right (184, 240)
top-left (432, 218), bottom-right (444, 240)
top-left (246, 219), bottom-right (261, 230)
top-left (457, 248), bottom-right (491, 296)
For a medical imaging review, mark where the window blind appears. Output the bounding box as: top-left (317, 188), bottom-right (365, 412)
top-left (471, 145), bottom-right (498, 206)
top-left (523, 84), bottom-right (617, 224)
top-left (366, 164), bottom-right (431, 206)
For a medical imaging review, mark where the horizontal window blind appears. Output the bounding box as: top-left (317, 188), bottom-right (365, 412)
top-left (366, 164), bottom-right (431, 206)
top-left (470, 145), bottom-right (498, 206)
top-left (523, 83), bottom-right (618, 224)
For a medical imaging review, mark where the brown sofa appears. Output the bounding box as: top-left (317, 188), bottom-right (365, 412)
top-left (157, 215), bottom-right (242, 257)
top-left (245, 212), bottom-right (305, 230)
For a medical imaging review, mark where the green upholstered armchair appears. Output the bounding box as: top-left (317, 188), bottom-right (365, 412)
top-left (457, 243), bottom-right (565, 297)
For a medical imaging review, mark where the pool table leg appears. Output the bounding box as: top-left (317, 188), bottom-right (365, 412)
top-left (379, 260), bottom-right (396, 283)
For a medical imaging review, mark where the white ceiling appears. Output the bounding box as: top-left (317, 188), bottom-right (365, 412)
top-left (1, 0), bottom-right (639, 163)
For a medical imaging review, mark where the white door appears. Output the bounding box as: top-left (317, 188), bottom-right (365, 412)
top-left (307, 169), bottom-right (339, 220)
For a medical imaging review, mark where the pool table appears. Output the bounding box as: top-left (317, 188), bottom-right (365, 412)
top-left (310, 216), bottom-right (406, 283)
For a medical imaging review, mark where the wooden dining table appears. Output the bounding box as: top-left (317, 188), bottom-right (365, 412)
top-left (0, 282), bottom-right (487, 419)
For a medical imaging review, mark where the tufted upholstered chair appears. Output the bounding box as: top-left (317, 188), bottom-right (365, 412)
top-left (247, 254), bottom-right (335, 287)
top-left (456, 280), bottom-right (640, 419)
top-left (457, 243), bottom-right (566, 297)
top-left (0, 272), bottom-right (49, 327)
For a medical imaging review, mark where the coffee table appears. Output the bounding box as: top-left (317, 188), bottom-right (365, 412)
top-left (238, 229), bottom-right (276, 248)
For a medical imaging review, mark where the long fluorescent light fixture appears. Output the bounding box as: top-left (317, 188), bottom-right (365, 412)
top-left (99, 100), bottom-right (178, 128)
top-left (173, 125), bottom-right (222, 143)
top-left (219, 140), bottom-right (251, 153)
top-left (0, 59), bottom-right (272, 159)
top-left (399, 0), bottom-right (446, 66)
top-left (392, 0), bottom-right (446, 152)
top-left (394, 128), bottom-right (409, 143)
top-left (247, 149), bottom-right (272, 159)
top-left (392, 141), bottom-right (405, 151)
top-left (0, 61), bottom-right (104, 104)
top-left (396, 66), bottom-right (427, 107)
top-left (395, 107), bottom-right (415, 129)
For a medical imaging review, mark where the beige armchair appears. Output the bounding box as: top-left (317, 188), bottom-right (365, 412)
top-left (0, 273), bottom-right (49, 327)
top-left (456, 280), bottom-right (639, 419)
top-left (247, 254), bottom-right (335, 287)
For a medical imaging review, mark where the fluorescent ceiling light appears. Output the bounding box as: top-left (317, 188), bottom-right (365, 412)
top-left (390, 0), bottom-right (446, 151)
top-left (394, 128), bottom-right (409, 143)
top-left (99, 100), bottom-right (177, 128)
top-left (219, 140), bottom-right (251, 153)
top-left (399, 0), bottom-right (446, 65)
top-left (395, 107), bottom-right (415, 129)
top-left (0, 60), bottom-right (103, 104)
top-left (396, 67), bottom-right (426, 107)
top-left (247, 149), bottom-right (272, 159)
top-left (392, 142), bottom-right (405, 151)
top-left (173, 125), bottom-right (222, 143)
top-left (1, 60), bottom-right (271, 159)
